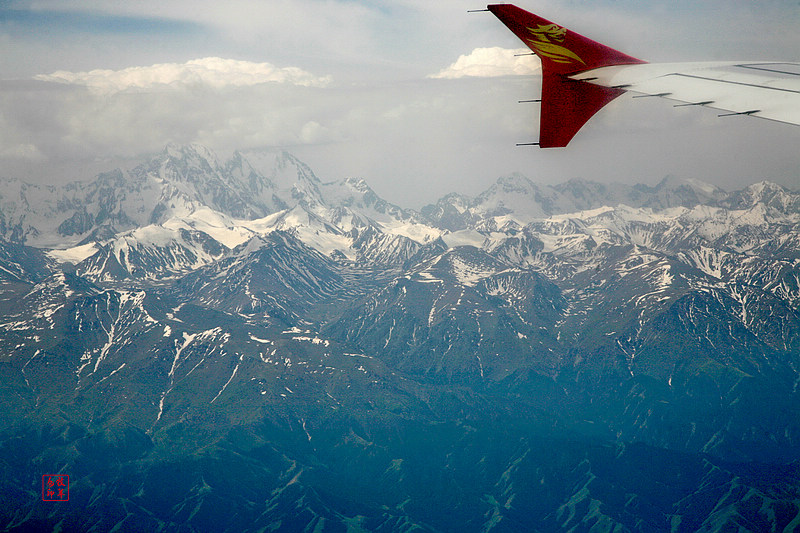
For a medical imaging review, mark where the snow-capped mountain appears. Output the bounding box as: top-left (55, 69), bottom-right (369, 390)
top-left (0, 143), bottom-right (339, 248)
top-left (2, 143), bottom-right (799, 532)
top-left (421, 174), bottom-right (731, 232)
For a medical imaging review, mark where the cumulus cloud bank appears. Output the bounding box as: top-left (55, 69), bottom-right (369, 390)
top-left (429, 47), bottom-right (540, 79)
top-left (34, 57), bottom-right (332, 93)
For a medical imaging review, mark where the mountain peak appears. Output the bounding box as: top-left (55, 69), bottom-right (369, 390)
top-left (725, 180), bottom-right (799, 213)
top-left (745, 180), bottom-right (785, 194)
top-left (653, 175), bottom-right (726, 199)
top-left (494, 173), bottom-right (537, 192)
top-left (343, 176), bottom-right (370, 191)
top-left (274, 150), bottom-right (321, 184)
top-left (473, 173), bottom-right (549, 221)
top-left (163, 142), bottom-right (220, 168)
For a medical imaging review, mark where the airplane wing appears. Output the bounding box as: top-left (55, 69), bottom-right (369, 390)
top-left (487, 4), bottom-right (800, 147)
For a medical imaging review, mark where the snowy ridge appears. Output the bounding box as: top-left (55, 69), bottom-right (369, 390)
top-left (17, 144), bottom-right (797, 291)
top-left (2, 144), bottom-right (799, 362)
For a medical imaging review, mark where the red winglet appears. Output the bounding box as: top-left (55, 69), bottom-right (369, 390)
top-left (487, 4), bottom-right (647, 147)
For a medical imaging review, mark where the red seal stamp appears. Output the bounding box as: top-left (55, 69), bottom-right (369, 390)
top-left (42, 475), bottom-right (69, 502)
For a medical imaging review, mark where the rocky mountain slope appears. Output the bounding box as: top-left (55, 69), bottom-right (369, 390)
top-left (1, 144), bottom-right (799, 532)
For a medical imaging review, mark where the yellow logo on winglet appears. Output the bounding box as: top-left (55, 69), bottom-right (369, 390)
top-left (527, 24), bottom-right (585, 65)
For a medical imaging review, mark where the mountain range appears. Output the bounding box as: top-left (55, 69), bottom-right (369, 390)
top-left (1, 143), bottom-right (799, 532)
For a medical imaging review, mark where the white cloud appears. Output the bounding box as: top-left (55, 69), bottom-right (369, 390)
top-left (299, 121), bottom-right (336, 144)
top-left (34, 57), bottom-right (332, 93)
top-left (1, 0), bottom-right (798, 208)
top-left (429, 47), bottom-right (541, 79)
top-left (0, 143), bottom-right (43, 160)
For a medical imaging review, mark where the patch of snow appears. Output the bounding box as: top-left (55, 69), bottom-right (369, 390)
top-left (416, 270), bottom-right (443, 283)
top-left (343, 352), bottom-right (372, 359)
top-left (450, 256), bottom-right (496, 287)
top-left (685, 177), bottom-right (720, 195)
top-left (47, 243), bottom-right (98, 264)
top-left (548, 206), bottom-right (615, 222)
top-left (292, 336), bottom-right (330, 347)
top-left (442, 229), bottom-right (486, 248)
top-left (383, 221), bottom-right (441, 243)
top-left (163, 207), bottom-right (252, 248)
top-left (210, 353), bottom-right (243, 404)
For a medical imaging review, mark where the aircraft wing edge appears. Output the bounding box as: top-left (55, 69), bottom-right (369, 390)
top-left (571, 62), bottom-right (800, 127)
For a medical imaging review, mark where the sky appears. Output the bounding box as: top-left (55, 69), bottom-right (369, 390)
top-left (1, 0), bottom-right (799, 208)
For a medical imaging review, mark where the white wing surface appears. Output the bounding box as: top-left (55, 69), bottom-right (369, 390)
top-left (572, 62), bottom-right (800, 126)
